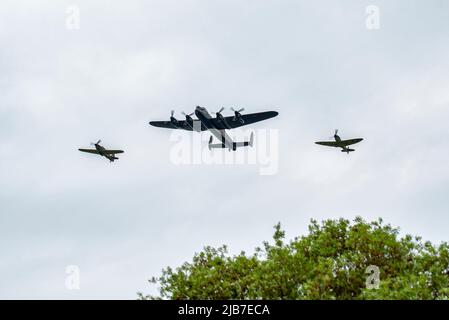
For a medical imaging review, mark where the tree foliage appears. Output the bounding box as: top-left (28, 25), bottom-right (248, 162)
top-left (139, 218), bottom-right (449, 300)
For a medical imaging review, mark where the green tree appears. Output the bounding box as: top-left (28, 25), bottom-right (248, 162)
top-left (139, 218), bottom-right (449, 300)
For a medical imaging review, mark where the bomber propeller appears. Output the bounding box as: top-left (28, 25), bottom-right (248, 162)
top-left (170, 110), bottom-right (178, 125)
top-left (182, 111), bottom-right (194, 122)
top-left (231, 107), bottom-right (245, 124)
top-left (213, 107), bottom-right (226, 121)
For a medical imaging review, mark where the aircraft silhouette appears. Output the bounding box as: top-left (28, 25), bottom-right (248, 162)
top-left (315, 130), bottom-right (363, 154)
top-left (149, 106), bottom-right (278, 151)
top-left (78, 140), bottom-right (124, 162)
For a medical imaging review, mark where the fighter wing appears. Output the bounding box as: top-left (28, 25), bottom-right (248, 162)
top-left (213, 111), bottom-right (278, 130)
top-left (340, 138), bottom-right (363, 146)
top-left (315, 141), bottom-right (339, 147)
top-left (102, 150), bottom-right (124, 155)
top-left (79, 149), bottom-right (100, 154)
top-left (149, 120), bottom-right (208, 131)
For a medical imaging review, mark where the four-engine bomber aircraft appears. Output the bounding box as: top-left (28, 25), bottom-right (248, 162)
top-left (149, 106), bottom-right (279, 151)
top-left (315, 130), bottom-right (363, 154)
top-left (78, 140), bottom-right (124, 162)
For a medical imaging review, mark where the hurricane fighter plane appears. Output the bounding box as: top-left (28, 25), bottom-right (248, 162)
top-left (315, 130), bottom-right (363, 154)
top-left (78, 140), bottom-right (124, 162)
top-left (149, 106), bottom-right (278, 151)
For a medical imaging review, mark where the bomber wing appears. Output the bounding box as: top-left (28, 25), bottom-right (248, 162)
top-left (149, 120), bottom-right (208, 131)
top-left (211, 111), bottom-right (278, 130)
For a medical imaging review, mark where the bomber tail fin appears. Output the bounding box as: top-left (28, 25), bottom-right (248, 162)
top-left (233, 132), bottom-right (254, 149)
top-left (208, 132), bottom-right (254, 151)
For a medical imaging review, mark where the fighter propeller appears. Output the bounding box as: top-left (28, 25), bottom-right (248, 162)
top-left (91, 139), bottom-right (102, 146)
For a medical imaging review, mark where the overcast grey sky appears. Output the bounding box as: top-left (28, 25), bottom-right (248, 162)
top-left (1, 0), bottom-right (449, 299)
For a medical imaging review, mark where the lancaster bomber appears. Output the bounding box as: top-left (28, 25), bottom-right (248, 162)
top-left (149, 106), bottom-right (278, 151)
top-left (315, 130), bottom-right (363, 154)
top-left (78, 140), bottom-right (124, 162)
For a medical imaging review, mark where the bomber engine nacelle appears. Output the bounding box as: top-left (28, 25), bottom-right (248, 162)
top-left (231, 107), bottom-right (245, 124)
top-left (170, 110), bottom-right (178, 126)
top-left (214, 107), bottom-right (226, 121)
top-left (181, 111), bottom-right (195, 130)
top-left (182, 111), bottom-right (194, 123)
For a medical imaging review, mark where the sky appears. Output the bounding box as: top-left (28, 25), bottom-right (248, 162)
top-left (0, 0), bottom-right (448, 299)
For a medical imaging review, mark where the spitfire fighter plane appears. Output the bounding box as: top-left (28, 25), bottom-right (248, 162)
top-left (78, 140), bottom-right (124, 162)
top-left (149, 106), bottom-right (278, 151)
top-left (315, 130), bottom-right (363, 154)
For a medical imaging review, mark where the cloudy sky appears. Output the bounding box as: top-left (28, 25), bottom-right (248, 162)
top-left (1, 0), bottom-right (449, 299)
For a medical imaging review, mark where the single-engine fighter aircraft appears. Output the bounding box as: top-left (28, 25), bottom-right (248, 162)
top-left (315, 130), bottom-right (363, 154)
top-left (149, 106), bottom-right (278, 151)
top-left (78, 140), bottom-right (124, 162)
